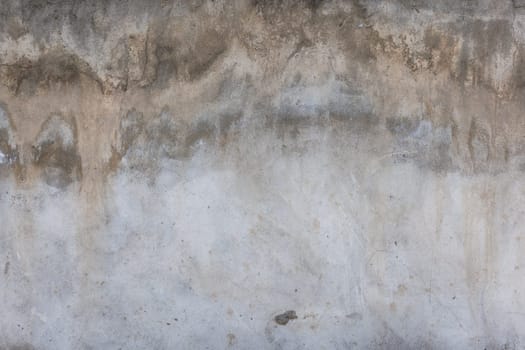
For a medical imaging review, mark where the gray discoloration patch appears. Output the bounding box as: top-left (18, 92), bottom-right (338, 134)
top-left (346, 312), bottom-right (363, 321)
top-left (32, 115), bottom-right (82, 188)
top-left (264, 77), bottom-right (377, 138)
top-left (274, 310), bottom-right (298, 325)
top-left (513, 0), bottom-right (525, 8)
top-left (111, 107), bottom-right (242, 173)
top-left (386, 117), bottom-right (454, 172)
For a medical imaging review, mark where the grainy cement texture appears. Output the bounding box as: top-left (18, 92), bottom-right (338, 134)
top-left (1, 0), bottom-right (525, 348)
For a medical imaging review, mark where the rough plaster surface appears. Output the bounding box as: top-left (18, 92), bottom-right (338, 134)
top-left (1, 0), bottom-right (525, 348)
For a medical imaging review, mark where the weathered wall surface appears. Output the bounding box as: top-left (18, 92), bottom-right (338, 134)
top-left (1, 0), bottom-right (525, 348)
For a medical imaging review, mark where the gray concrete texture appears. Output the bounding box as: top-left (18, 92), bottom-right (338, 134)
top-left (1, 0), bottom-right (525, 348)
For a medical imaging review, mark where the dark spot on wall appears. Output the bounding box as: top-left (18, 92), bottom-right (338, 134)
top-left (386, 117), bottom-right (419, 137)
top-left (346, 312), bottom-right (363, 321)
top-left (274, 310), bottom-right (297, 325)
top-left (32, 115), bottom-right (82, 188)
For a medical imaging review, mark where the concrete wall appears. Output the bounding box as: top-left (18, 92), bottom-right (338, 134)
top-left (1, 0), bottom-right (525, 348)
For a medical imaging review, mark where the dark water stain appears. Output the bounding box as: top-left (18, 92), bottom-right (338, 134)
top-left (0, 7), bottom-right (228, 96)
top-left (274, 310), bottom-right (297, 325)
top-left (32, 115), bottom-right (82, 189)
top-left (14, 0), bottom-right (148, 45)
top-left (0, 50), bottom-right (103, 95)
top-left (187, 29), bottom-right (227, 80)
top-left (0, 344), bottom-right (35, 350)
top-left (451, 19), bottom-right (513, 90)
top-left (253, 0), bottom-right (326, 12)
top-left (346, 312), bottom-right (363, 321)
top-left (137, 27), bottom-right (228, 89)
top-left (264, 105), bottom-right (377, 140)
top-left (514, 0), bottom-right (525, 8)
top-left (386, 117), bottom-right (421, 137)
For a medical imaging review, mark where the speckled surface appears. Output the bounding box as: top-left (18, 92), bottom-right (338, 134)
top-left (1, 1), bottom-right (525, 348)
